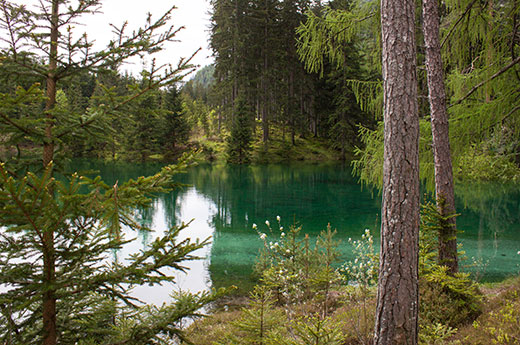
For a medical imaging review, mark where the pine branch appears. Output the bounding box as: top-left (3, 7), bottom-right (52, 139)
top-left (55, 48), bottom-right (199, 140)
top-left (0, 111), bottom-right (36, 136)
top-left (440, 0), bottom-right (479, 49)
top-left (450, 56), bottom-right (520, 107)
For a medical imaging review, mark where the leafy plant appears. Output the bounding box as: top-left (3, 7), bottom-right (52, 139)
top-left (254, 218), bottom-right (342, 308)
top-left (419, 202), bottom-right (482, 330)
top-left (215, 285), bottom-right (286, 345)
top-left (473, 291), bottom-right (520, 345)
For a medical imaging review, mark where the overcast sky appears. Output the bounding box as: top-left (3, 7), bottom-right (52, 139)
top-left (14, 0), bottom-right (214, 77)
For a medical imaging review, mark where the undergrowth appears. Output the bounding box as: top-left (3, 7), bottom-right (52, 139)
top-left (183, 211), bottom-right (519, 345)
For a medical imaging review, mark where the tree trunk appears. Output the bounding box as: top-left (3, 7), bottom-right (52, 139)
top-left (485, 0), bottom-right (494, 103)
top-left (374, 0), bottom-right (420, 342)
top-left (423, 0), bottom-right (459, 274)
top-left (42, 2), bottom-right (59, 344)
top-left (289, 69), bottom-right (295, 145)
top-left (262, 2), bottom-right (269, 147)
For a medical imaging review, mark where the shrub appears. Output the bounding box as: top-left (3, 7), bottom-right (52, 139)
top-left (419, 202), bottom-right (482, 330)
top-left (473, 290), bottom-right (520, 345)
top-left (253, 218), bottom-right (343, 309)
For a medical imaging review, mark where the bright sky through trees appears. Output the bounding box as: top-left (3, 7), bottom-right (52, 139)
top-left (14, 0), bottom-right (214, 76)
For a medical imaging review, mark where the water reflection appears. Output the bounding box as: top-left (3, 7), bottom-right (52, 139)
top-left (117, 187), bottom-right (216, 305)
top-left (455, 182), bottom-right (520, 280)
top-left (72, 160), bottom-right (520, 302)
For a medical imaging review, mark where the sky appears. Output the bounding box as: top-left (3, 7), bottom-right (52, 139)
top-left (14, 0), bottom-right (214, 77)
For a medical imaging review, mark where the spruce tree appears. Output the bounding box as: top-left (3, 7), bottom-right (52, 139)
top-left (0, 1), bottom-right (221, 344)
top-left (227, 96), bottom-right (254, 164)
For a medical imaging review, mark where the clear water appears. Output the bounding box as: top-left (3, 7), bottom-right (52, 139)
top-left (69, 160), bottom-right (520, 303)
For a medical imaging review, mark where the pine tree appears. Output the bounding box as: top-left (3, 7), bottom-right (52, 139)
top-left (0, 1), bottom-right (221, 344)
top-left (227, 96), bottom-right (254, 163)
top-left (160, 85), bottom-right (190, 151)
top-left (374, 0), bottom-right (420, 342)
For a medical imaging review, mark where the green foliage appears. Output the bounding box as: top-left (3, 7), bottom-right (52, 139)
top-left (296, 2), bottom-right (380, 77)
top-left (419, 323), bottom-right (458, 345)
top-left (0, 156), bottom-right (224, 344)
top-left (159, 85), bottom-right (190, 152)
top-left (284, 315), bottom-right (345, 345)
top-left (352, 123), bottom-right (383, 188)
top-left (226, 97), bottom-right (254, 164)
top-left (472, 291), bottom-right (520, 345)
top-left (419, 267), bottom-right (482, 329)
top-left (254, 218), bottom-right (343, 308)
top-left (419, 203), bottom-right (483, 330)
top-left (455, 144), bottom-right (520, 182)
top-left (216, 285), bottom-right (286, 345)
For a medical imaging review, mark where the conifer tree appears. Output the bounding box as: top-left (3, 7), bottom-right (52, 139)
top-left (374, 0), bottom-right (420, 342)
top-left (227, 96), bottom-right (254, 163)
top-left (0, 1), bottom-right (221, 344)
top-left (160, 85), bottom-right (190, 151)
top-left (422, 0), bottom-right (458, 273)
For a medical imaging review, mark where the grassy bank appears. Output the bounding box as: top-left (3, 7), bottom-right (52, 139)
top-left (189, 126), bottom-right (350, 164)
top-left (184, 276), bottom-right (520, 345)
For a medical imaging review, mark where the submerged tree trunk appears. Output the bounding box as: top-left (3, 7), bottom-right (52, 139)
top-left (423, 0), bottom-right (458, 274)
top-left (374, 0), bottom-right (420, 343)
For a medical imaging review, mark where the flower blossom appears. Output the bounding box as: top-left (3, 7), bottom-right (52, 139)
top-left (260, 233), bottom-right (267, 240)
top-left (265, 220), bottom-right (270, 227)
top-left (252, 223), bottom-right (257, 230)
top-left (276, 215), bottom-right (281, 222)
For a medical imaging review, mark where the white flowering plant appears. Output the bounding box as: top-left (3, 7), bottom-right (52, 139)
top-left (340, 229), bottom-right (379, 289)
top-left (253, 218), bottom-right (342, 307)
top-left (253, 217), bottom-right (312, 304)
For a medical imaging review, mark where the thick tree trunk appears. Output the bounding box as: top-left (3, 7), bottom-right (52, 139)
top-left (43, 1), bottom-right (59, 345)
top-left (423, 0), bottom-right (459, 274)
top-left (374, 0), bottom-right (420, 342)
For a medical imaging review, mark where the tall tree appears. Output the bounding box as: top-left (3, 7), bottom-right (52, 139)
top-left (422, 0), bottom-right (458, 273)
top-left (374, 0), bottom-right (420, 344)
top-left (160, 85), bottom-right (190, 151)
top-left (0, 1), bottom-right (218, 344)
top-left (227, 95), bottom-right (254, 163)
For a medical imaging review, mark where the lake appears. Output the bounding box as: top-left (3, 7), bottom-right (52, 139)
top-left (69, 160), bottom-right (520, 305)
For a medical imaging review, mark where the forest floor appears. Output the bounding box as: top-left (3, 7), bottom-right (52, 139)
top-left (189, 127), bottom-right (350, 164)
top-left (183, 275), bottom-right (520, 345)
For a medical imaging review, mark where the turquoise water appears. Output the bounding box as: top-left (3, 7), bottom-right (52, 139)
top-left (69, 160), bottom-right (520, 300)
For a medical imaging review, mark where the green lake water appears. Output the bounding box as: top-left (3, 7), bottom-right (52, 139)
top-left (69, 160), bottom-right (520, 303)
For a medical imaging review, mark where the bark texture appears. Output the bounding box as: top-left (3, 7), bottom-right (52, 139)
top-left (422, 0), bottom-right (458, 273)
top-left (374, 0), bottom-right (420, 342)
top-left (43, 1), bottom-right (59, 344)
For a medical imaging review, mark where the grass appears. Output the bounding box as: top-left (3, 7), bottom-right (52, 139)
top-left (189, 124), bottom-right (349, 164)
top-left (181, 276), bottom-right (520, 345)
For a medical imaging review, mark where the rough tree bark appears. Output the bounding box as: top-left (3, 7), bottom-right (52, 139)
top-left (42, 1), bottom-right (59, 343)
top-left (423, 0), bottom-right (459, 274)
top-left (373, 0), bottom-right (420, 342)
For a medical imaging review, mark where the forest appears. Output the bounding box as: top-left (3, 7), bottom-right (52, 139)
top-left (0, 0), bottom-right (519, 344)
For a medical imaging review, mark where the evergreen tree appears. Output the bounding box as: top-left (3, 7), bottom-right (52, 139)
top-left (0, 1), bottom-right (220, 344)
top-left (160, 85), bottom-right (190, 151)
top-left (227, 96), bottom-right (254, 163)
top-left (374, 0), bottom-right (420, 342)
